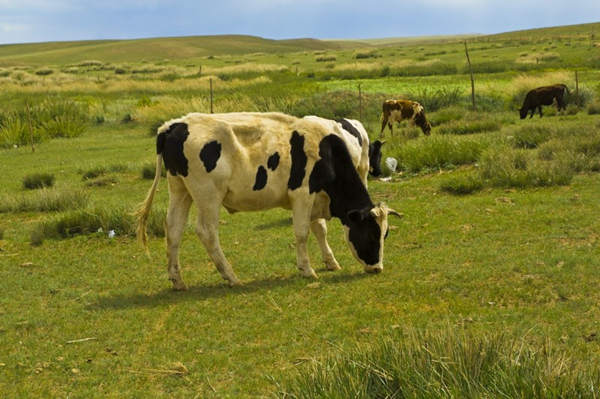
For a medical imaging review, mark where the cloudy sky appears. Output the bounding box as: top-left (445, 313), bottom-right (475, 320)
top-left (0, 0), bottom-right (598, 45)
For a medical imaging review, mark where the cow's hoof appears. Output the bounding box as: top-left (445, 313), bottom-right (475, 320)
top-left (171, 281), bottom-right (188, 291)
top-left (364, 265), bottom-right (383, 274)
top-left (300, 268), bottom-right (318, 279)
top-left (325, 260), bottom-right (342, 271)
top-left (227, 278), bottom-right (243, 287)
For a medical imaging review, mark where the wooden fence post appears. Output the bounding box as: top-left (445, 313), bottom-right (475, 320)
top-left (209, 78), bottom-right (213, 114)
top-left (464, 41), bottom-right (476, 110)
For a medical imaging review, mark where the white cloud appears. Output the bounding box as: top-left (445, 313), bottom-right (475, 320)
top-left (0, 22), bottom-right (29, 32)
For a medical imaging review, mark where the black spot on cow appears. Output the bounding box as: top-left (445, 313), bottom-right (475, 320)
top-left (253, 166), bottom-right (268, 191)
top-left (288, 131), bottom-right (307, 190)
top-left (309, 134), bottom-right (381, 265)
top-left (336, 118), bottom-right (362, 146)
top-left (156, 122), bottom-right (189, 177)
top-left (368, 140), bottom-right (384, 177)
top-left (267, 152), bottom-right (280, 171)
top-left (199, 140), bottom-right (221, 173)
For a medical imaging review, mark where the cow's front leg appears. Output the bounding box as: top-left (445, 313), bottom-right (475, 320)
top-left (292, 205), bottom-right (317, 278)
top-left (311, 219), bottom-right (341, 271)
top-left (538, 106), bottom-right (543, 118)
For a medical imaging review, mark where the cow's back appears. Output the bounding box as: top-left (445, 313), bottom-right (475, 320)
top-left (161, 112), bottom-right (330, 212)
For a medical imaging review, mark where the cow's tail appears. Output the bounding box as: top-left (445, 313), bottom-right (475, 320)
top-left (135, 154), bottom-right (163, 254)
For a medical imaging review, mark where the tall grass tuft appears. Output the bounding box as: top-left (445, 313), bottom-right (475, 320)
top-left (513, 125), bottom-right (552, 148)
top-left (22, 173), bottom-right (55, 190)
top-left (0, 189), bottom-right (88, 213)
top-left (30, 206), bottom-right (165, 244)
top-left (479, 146), bottom-right (573, 188)
top-left (394, 136), bottom-right (485, 172)
top-left (437, 119), bottom-right (501, 135)
top-left (280, 328), bottom-right (600, 398)
top-left (440, 173), bottom-right (484, 195)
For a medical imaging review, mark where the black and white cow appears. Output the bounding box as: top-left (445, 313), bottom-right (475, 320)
top-left (136, 112), bottom-right (401, 289)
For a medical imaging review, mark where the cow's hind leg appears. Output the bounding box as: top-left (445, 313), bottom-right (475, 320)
top-left (292, 202), bottom-right (317, 278)
top-left (538, 106), bottom-right (543, 118)
top-left (165, 177), bottom-right (193, 291)
top-left (311, 219), bottom-right (341, 271)
top-left (195, 203), bottom-right (241, 286)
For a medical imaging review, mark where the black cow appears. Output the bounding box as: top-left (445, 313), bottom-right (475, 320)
top-left (520, 84), bottom-right (569, 119)
top-left (368, 140), bottom-right (384, 177)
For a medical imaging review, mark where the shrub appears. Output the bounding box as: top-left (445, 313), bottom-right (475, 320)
top-left (281, 328), bottom-right (600, 398)
top-left (412, 87), bottom-right (462, 112)
top-left (354, 52), bottom-right (379, 59)
top-left (114, 68), bottom-right (127, 74)
top-left (81, 167), bottom-right (106, 180)
top-left (23, 173), bottom-right (55, 190)
top-left (0, 189), bottom-right (88, 213)
top-left (440, 173), bottom-right (483, 195)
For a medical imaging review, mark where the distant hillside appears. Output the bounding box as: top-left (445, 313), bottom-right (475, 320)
top-left (0, 35), bottom-right (349, 66)
top-left (481, 21), bottom-right (600, 41)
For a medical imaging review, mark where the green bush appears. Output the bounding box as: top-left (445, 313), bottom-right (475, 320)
top-left (428, 106), bottom-right (464, 126)
top-left (81, 167), bottom-right (106, 180)
top-left (22, 173), bottom-right (55, 190)
top-left (281, 328), bottom-right (600, 398)
top-left (440, 173), bottom-right (483, 195)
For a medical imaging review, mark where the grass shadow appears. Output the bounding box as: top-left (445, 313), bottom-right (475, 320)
top-left (88, 270), bottom-right (371, 311)
top-left (254, 217), bottom-right (293, 230)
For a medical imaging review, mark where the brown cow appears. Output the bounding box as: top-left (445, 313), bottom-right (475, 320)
top-left (380, 99), bottom-right (431, 138)
top-left (519, 84), bottom-right (569, 119)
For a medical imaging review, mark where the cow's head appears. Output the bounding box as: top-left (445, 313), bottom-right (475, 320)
top-left (519, 107), bottom-right (528, 119)
top-left (368, 140), bottom-right (385, 177)
top-left (344, 202), bottom-right (403, 273)
top-left (414, 109), bottom-right (432, 135)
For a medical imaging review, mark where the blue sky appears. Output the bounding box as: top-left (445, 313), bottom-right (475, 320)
top-left (0, 0), bottom-right (598, 45)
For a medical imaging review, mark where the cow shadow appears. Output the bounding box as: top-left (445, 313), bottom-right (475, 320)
top-left (254, 217), bottom-right (292, 230)
top-left (88, 271), bottom-right (370, 311)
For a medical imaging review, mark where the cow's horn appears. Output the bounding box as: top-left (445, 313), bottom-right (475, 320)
top-left (387, 209), bottom-right (404, 218)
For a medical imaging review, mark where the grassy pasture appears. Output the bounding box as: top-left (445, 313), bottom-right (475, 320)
top-left (1, 22), bottom-right (600, 397)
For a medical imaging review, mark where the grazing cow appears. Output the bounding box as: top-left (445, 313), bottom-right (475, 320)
top-left (520, 84), bottom-right (569, 119)
top-left (368, 140), bottom-right (384, 177)
top-left (380, 99), bottom-right (431, 137)
top-left (136, 112), bottom-right (402, 289)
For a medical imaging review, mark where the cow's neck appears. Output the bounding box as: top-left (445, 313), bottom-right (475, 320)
top-left (309, 134), bottom-right (374, 226)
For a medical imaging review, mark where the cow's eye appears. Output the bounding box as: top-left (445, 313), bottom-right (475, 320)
top-left (384, 227), bottom-right (389, 239)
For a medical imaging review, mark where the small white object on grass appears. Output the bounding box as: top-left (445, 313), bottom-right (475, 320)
top-left (108, 230), bottom-right (115, 238)
top-left (384, 157), bottom-right (398, 173)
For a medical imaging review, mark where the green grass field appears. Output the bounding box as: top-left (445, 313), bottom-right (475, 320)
top-left (1, 21), bottom-right (600, 397)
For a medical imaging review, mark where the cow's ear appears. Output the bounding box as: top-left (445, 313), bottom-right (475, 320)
top-left (380, 140), bottom-right (386, 146)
